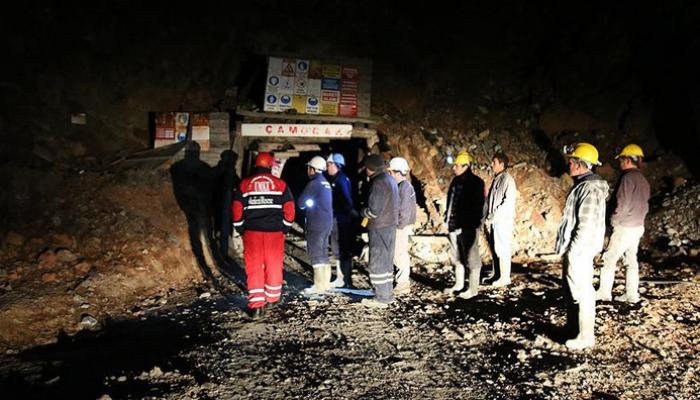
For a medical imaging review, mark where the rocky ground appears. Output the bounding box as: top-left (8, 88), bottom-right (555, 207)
top-left (0, 253), bottom-right (697, 400)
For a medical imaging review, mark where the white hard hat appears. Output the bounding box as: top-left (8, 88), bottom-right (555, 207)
top-left (307, 155), bottom-right (327, 171)
top-left (389, 157), bottom-right (410, 174)
top-left (326, 153), bottom-right (345, 166)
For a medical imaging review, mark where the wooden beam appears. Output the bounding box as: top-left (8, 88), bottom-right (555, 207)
top-left (236, 108), bottom-right (379, 125)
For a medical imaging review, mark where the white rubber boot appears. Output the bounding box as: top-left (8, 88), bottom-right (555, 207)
top-left (566, 304), bottom-right (595, 350)
top-left (492, 258), bottom-right (511, 287)
top-left (596, 263), bottom-right (615, 301)
top-left (459, 268), bottom-right (481, 299)
top-left (330, 260), bottom-right (344, 288)
top-left (303, 264), bottom-right (325, 295)
top-left (320, 264), bottom-right (332, 292)
top-left (615, 261), bottom-right (640, 303)
top-left (444, 264), bottom-right (465, 294)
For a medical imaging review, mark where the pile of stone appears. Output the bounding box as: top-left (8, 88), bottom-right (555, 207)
top-left (646, 181), bottom-right (700, 256)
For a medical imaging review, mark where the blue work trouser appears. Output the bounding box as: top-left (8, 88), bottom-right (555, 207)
top-left (368, 226), bottom-right (396, 303)
top-left (306, 226), bottom-right (332, 265)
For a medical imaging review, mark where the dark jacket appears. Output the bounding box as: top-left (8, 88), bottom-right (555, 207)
top-left (298, 172), bottom-right (333, 232)
top-left (445, 169), bottom-right (485, 231)
top-left (397, 180), bottom-right (417, 229)
top-left (232, 167), bottom-right (295, 233)
top-left (326, 169), bottom-right (356, 224)
top-left (362, 171), bottom-right (399, 229)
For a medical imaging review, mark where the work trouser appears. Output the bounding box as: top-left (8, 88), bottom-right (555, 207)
top-left (487, 221), bottom-right (512, 275)
top-left (600, 225), bottom-right (644, 298)
top-left (456, 228), bottom-right (481, 271)
top-left (393, 226), bottom-right (413, 287)
top-left (242, 230), bottom-right (285, 309)
top-left (331, 219), bottom-right (356, 286)
top-left (307, 226), bottom-right (332, 265)
top-left (562, 246), bottom-right (596, 331)
top-left (368, 226), bottom-right (396, 303)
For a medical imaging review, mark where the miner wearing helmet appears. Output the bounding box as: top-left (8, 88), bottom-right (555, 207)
top-left (444, 150), bottom-right (485, 300)
top-left (596, 144), bottom-right (650, 304)
top-left (388, 157), bottom-right (417, 295)
top-left (298, 155), bottom-right (334, 294)
top-left (359, 154), bottom-right (399, 308)
top-left (325, 153), bottom-right (359, 288)
top-left (232, 152), bottom-right (295, 319)
top-left (555, 142), bottom-right (609, 349)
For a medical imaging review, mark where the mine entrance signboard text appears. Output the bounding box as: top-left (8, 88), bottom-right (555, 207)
top-left (241, 123), bottom-right (353, 138)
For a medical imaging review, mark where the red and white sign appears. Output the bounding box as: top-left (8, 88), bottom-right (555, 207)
top-left (241, 123), bottom-right (353, 138)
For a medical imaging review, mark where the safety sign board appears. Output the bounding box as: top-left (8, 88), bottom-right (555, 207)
top-left (264, 56), bottom-right (369, 116)
top-left (241, 123), bottom-right (353, 138)
top-left (321, 78), bottom-right (341, 91)
top-left (281, 59), bottom-right (296, 76)
top-left (292, 95), bottom-right (307, 113)
top-left (306, 96), bottom-right (320, 114)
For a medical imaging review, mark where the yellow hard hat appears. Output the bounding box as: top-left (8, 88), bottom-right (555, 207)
top-left (453, 150), bottom-right (473, 166)
top-left (564, 142), bottom-right (601, 166)
top-left (616, 143), bottom-right (644, 159)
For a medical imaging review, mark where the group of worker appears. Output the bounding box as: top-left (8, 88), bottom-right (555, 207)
top-left (229, 140), bottom-right (650, 351)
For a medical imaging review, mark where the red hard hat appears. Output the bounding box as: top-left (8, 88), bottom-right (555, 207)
top-left (255, 152), bottom-right (274, 168)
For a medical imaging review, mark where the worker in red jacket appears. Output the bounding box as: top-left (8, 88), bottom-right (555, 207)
top-left (232, 152), bottom-right (295, 319)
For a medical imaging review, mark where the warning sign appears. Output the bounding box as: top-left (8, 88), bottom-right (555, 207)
top-left (309, 60), bottom-right (323, 79)
top-left (294, 76), bottom-right (308, 95)
top-left (281, 59), bottom-right (296, 77)
top-left (306, 96), bottom-right (320, 114)
top-left (296, 59), bottom-right (310, 77)
top-left (264, 56), bottom-right (370, 117)
top-left (321, 90), bottom-right (340, 103)
top-left (192, 113), bottom-right (210, 141)
top-left (320, 103), bottom-right (339, 115)
top-left (264, 94), bottom-right (279, 112)
top-left (308, 79), bottom-right (322, 96)
top-left (155, 112), bottom-right (176, 140)
top-left (322, 64), bottom-right (341, 79)
top-left (279, 76), bottom-right (294, 94)
top-left (175, 112), bottom-right (189, 142)
top-left (321, 78), bottom-right (341, 91)
top-left (279, 94), bottom-right (293, 111)
top-left (292, 95), bottom-right (307, 113)
top-left (342, 66), bottom-right (360, 81)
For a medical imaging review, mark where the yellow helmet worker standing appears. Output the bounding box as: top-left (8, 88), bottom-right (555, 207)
top-left (564, 142), bottom-right (601, 166)
top-left (453, 150), bottom-right (473, 166)
top-left (615, 144), bottom-right (644, 160)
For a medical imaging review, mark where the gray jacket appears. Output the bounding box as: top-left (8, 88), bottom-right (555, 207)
top-left (362, 171), bottom-right (399, 229)
top-left (397, 180), bottom-right (417, 229)
top-left (555, 172), bottom-right (609, 255)
top-left (485, 171), bottom-right (516, 225)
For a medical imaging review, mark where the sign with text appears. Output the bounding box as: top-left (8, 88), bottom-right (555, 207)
top-left (264, 56), bottom-right (371, 117)
top-left (241, 123), bottom-right (353, 138)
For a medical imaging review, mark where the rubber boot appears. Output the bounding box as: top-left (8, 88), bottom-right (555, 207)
top-left (321, 264), bottom-right (332, 292)
top-left (615, 262), bottom-right (640, 303)
top-left (566, 303), bottom-right (595, 350)
top-left (596, 263), bottom-right (615, 301)
top-left (459, 268), bottom-right (480, 299)
top-left (492, 257), bottom-right (512, 287)
top-left (303, 264), bottom-right (325, 294)
top-left (340, 259), bottom-right (353, 288)
top-left (444, 264), bottom-right (465, 294)
top-left (331, 260), bottom-right (344, 288)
